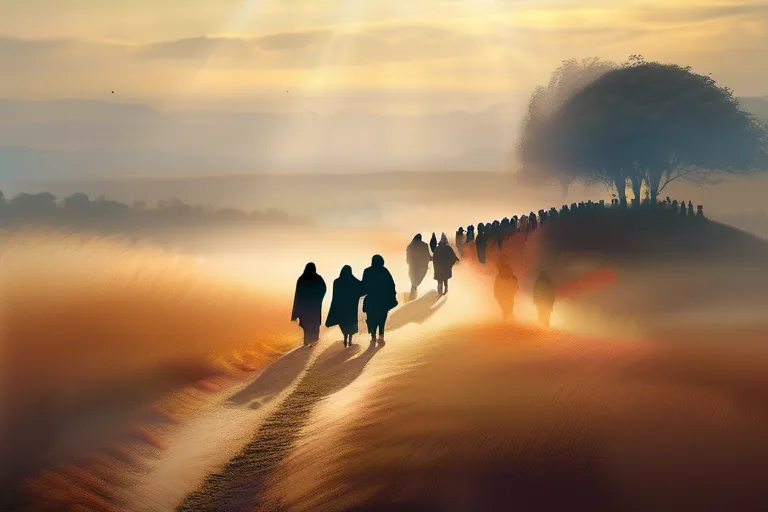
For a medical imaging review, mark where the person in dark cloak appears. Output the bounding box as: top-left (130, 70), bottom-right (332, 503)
top-left (494, 259), bottom-right (518, 320)
top-left (680, 201), bottom-right (687, 216)
top-left (466, 225), bottom-right (475, 244)
top-left (528, 212), bottom-right (538, 232)
top-left (455, 227), bottom-right (466, 257)
top-left (688, 200), bottom-right (695, 217)
top-left (433, 233), bottom-right (459, 295)
top-left (362, 255), bottom-right (398, 345)
top-left (501, 217), bottom-right (510, 235)
top-left (406, 234), bottom-right (432, 301)
top-left (533, 271), bottom-right (556, 328)
top-left (292, 263), bottom-right (327, 346)
top-left (492, 220), bottom-right (502, 248)
top-left (326, 265), bottom-right (364, 347)
top-left (429, 232), bottom-right (438, 254)
top-left (475, 223), bottom-right (488, 264)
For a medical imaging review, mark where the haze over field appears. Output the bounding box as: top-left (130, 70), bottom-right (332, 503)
top-left (4, 0), bottom-right (768, 510)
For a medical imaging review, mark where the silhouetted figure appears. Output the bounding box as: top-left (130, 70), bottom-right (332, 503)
top-left (680, 201), bottom-right (687, 216)
top-left (362, 255), bottom-right (398, 345)
top-left (429, 233), bottom-right (438, 254)
top-left (492, 220), bottom-right (502, 248)
top-left (494, 260), bottom-right (518, 320)
top-left (292, 263), bottom-right (327, 346)
top-left (326, 266), bottom-right (363, 347)
top-left (433, 233), bottom-right (459, 295)
top-left (688, 200), bottom-right (695, 217)
top-left (519, 215), bottom-right (529, 233)
top-left (697, 205), bottom-right (704, 217)
top-left (466, 225), bottom-right (475, 244)
top-left (528, 212), bottom-right (538, 232)
top-left (475, 224), bottom-right (488, 264)
top-left (533, 272), bottom-right (556, 328)
top-left (406, 234), bottom-right (432, 301)
top-left (455, 227), bottom-right (466, 257)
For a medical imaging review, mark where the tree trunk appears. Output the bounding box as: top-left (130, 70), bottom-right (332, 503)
top-left (630, 176), bottom-right (642, 207)
top-left (613, 176), bottom-right (627, 207)
top-left (648, 173), bottom-right (661, 207)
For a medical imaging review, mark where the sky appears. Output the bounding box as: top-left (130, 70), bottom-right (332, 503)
top-left (2, 0), bottom-right (768, 112)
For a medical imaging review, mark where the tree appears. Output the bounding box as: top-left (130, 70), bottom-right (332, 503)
top-left (63, 192), bottom-right (91, 210)
top-left (517, 57), bottom-right (617, 187)
top-left (537, 61), bottom-right (768, 205)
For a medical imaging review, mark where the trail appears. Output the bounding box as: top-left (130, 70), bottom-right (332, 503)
top-left (126, 271), bottom-right (638, 511)
top-left (177, 291), bottom-right (447, 511)
top-left (116, 290), bottom-right (451, 511)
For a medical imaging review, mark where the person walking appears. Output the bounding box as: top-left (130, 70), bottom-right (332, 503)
top-left (406, 234), bottom-right (432, 301)
top-left (326, 265), bottom-right (364, 347)
top-left (362, 255), bottom-right (398, 345)
top-left (429, 232), bottom-right (438, 254)
top-left (433, 233), bottom-right (459, 296)
top-left (291, 263), bottom-right (327, 346)
top-left (475, 223), bottom-right (488, 264)
top-left (533, 271), bottom-right (556, 328)
top-left (455, 227), bottom-right (466, 257)
top-left (494, 259), bottom-right (518, 320)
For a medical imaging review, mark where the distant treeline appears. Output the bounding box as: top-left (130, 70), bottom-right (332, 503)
top-left (0, 190), bottom-right (305, 229)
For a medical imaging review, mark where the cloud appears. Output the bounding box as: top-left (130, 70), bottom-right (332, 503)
top-left (1, 2), bottom-right (767, 99)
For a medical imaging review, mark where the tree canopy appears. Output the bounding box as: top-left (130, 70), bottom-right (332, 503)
top-left (517, 57), bottom-right (617, 187)
top-left (519, 59), bottom-right (768, 205)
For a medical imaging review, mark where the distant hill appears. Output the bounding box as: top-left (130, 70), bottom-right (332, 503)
top-left (0, 99), bottom-right (523, 180)
top-left (738, 96), bottom-right (768, 123)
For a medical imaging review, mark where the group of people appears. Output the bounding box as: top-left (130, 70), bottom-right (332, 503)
top-left (291, 256), bottom-right (398, 348)
top-left (454, 198), bottom-right (706, 267)
top-left (293, 197), bottom-right (706, 347)
top-left (493, 265), bottom-right (557, 328)
top-left (406, 233), bottom-right (459, 300)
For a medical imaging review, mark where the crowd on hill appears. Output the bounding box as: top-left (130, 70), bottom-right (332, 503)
top-left (292, 197), bottom-right (706, 349)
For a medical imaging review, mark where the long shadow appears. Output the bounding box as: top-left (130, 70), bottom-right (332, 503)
top-left (179, 342), bottom-right (380, 512)
top-left (228, 347), bottom-right (313, 408)
top-left (387, 290), bottom-right (445, 331)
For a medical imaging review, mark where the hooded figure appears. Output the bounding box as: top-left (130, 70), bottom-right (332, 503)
top-left (406, 234), bottom-right (432, 301)
top-left (475, 224), bottom-right (488, 264)
top-left (455, 227), bottom-right (466, 257)
top-left (466, 225), bottom-right (475, 244)
top-left (533, 271), bottom-right (556, 328)
top-left (494, 260), bottom-right (519, 320)
top-left (292, 263), bottom-right (327, 346)
top-left (429, 232), bottom-right (438, 254)
top-left (433, 233), bottom-right (459, 295)
top-left (326, 265), bottom-right (364, 347)
top-left (362, 255), bottom-right (398, 344)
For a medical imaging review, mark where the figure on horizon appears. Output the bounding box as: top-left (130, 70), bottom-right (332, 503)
top-left (433, 233), bottom-right (459, 296)
top-left (362, 255), bottom-right (398, 346)
top-left (292, 263), bottom-right (327, 346)
top-left (406, 234), bottom-right (432, 301)
top-left (466, 224), bottom-right (475, 244)
top-left (326, 265), bottom-right (364, 347)
top-left (494, 259), bottom-right (518, 321)
top-left (455, 227), bottom-right (466, 257)
top-left (475, 224), bottom-right (488, 264)
top-left (533, 271), bottom-right (556, 328)
top-left (429, 232), bottom-right (438, 254)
